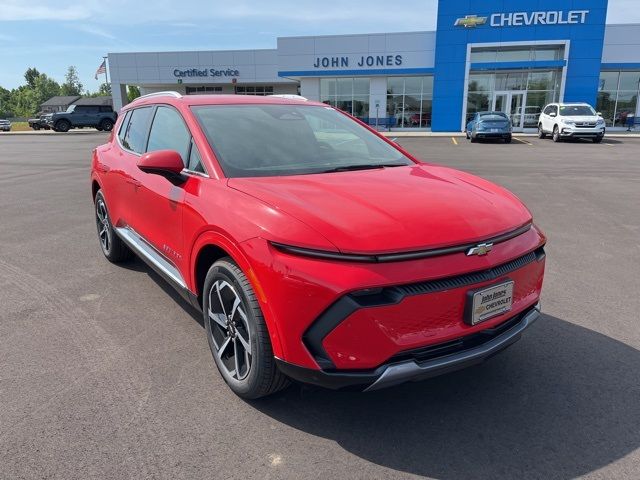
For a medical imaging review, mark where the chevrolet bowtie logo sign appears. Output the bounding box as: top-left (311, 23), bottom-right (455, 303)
top-left (454, 15), bottom-right (488, 28)
top-left (466, 243), bottom-right (494, 256)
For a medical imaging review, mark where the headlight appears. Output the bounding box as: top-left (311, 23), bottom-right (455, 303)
top-left (597, 118), bottom-right (605, 126)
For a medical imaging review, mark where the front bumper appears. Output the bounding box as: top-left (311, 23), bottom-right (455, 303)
top-left (277, 304), bottom-right (541, 391)
top-left (560, 126), bottom-right (605, 138)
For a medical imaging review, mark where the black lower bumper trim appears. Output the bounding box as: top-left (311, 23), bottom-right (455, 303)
top-left (279, 305), bottom-right (540, 391)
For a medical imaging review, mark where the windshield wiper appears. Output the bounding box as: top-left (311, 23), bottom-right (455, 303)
top-left (320, 163), bottom-right (407, 173)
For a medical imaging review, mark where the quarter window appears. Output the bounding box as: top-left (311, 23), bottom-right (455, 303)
top-left (118, 110), bottom-right (132, 144)
top-left (122, 107), bottom-right (154, 154)
top-left (147, 106), bottom-right (191, 165)
top-left (187, 139), bottom-right (205, 173)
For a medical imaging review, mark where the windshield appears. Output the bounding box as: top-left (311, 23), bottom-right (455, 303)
top-left (560, 105), bottom-right (596, 116)
top-left (192, 104), bottom-right (412, 178)
top-left (66, 105), bottom-right (76, 113)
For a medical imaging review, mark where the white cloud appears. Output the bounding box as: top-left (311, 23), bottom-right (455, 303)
top-left (0, 1), bottom-right (90, 21)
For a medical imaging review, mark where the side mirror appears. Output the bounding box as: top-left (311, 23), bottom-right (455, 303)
top-left (137, 150), bottom-right (184, 179)
top-left (549, 112), bottom-right (557, 118)
top-left (597, 112), bottom-right (602, 116)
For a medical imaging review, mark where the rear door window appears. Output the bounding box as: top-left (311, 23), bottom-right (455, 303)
top-left (146, 106), bottom-right (191, 165)
top-left (122, 107), bottom-right (153, 154)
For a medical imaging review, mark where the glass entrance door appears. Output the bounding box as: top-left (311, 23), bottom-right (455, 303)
top-left (493, 91), bottom-right (527, 131)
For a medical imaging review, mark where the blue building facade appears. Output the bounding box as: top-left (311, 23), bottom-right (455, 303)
top-left (432, 0), bottom-right (609, 131)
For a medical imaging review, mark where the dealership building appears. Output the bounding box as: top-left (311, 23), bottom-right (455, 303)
top-left (108, 0), bottom-right (640, 132)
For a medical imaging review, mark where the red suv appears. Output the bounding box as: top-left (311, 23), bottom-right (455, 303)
top-left (91, 92), bottom-right (546, 399)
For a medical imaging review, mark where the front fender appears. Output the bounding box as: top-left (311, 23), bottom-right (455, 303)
top-left (188, 231), bottom-right (284, 359)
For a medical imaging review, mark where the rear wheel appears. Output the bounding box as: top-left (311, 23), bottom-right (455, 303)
top-left (538, 124), bottom-right (546, 139)
top-left (94, 190), bottom-right (132, 263)
top-left (203, 258), bottom-right (289, 399)
top-left (552, 125), bottom-right (561, 143)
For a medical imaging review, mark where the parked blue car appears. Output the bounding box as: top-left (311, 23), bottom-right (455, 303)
top-left (466, 112), bottom-right (512, 143)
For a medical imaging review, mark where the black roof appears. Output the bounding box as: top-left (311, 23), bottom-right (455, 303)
top-left (73, 96), bottom-right (113, 106)
top-left (40, 95), bottom-right (81, 107)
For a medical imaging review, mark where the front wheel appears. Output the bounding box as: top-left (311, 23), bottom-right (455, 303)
top-left (99, 119), bottom-right (114, 132)
top-left (593, 136), bottom-right (604, 143)
top-left (55, 120), bottom-right (71, 133)
top-left (552, 126), bottom-right (561, 143)
top-left (203, 258), bottom-right (289, 399)
top-left (504, 135), bottom-right (512, 144)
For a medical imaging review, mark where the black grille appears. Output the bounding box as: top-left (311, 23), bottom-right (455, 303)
top-left (389, 306), bottom-right (534, 364)
top-left (389, 249), bottom-right (541, 298)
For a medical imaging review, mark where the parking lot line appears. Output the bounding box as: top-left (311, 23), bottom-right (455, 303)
top-left (513, 137), bottom-right (532, 145)
top-left (451, 137), bottom-right (458, 145)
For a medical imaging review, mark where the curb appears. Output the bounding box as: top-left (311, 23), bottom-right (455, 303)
top-left (0, 129), bottom-right (107, 136)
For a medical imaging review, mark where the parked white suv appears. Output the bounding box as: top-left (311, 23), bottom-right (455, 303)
top-left (538, 103), bottom-right (605, 143)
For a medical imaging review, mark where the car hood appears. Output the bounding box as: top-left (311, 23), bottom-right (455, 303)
top-left (228, 164), bottom-right (532, 254)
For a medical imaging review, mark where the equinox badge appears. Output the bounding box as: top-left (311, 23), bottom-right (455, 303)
top-left (466, 242), bottom-right (494, 256)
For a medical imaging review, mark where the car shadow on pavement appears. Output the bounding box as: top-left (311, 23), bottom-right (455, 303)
top-left (120, 257), bottom-right (204, 327)
top-left (251, 314), bottom-right (640, 479)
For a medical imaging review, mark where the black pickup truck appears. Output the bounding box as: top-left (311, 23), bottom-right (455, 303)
top-left (28, 113), bottom-right (52, 130)
top-left (47, 105), bottom-right (117, 132)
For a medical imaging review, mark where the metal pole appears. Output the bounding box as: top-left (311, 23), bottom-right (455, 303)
top-left (103, 56), bottom-right (110, 87)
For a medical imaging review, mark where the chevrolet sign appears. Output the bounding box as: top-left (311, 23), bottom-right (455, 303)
top-left (454, 15), bottom-right (487, 28)
top-left (455, 10), bottom-right (589, 28)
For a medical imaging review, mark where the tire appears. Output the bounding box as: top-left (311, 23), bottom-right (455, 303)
top-left (593, 136), bottom-right (603, 144)
top-left (95, 125), bottom-right (103, 131)
top-left (538, 124), bottom-right (546, 139)
top-left (552, 125), bottom-right (561, 143)
top-left (94, 190), bottom-right (132, 263)
top-left (465, 130), bottom-right (470, 139)
top-left (33, 125), bottom-right (40, 131)
top-left (55, 119), bottom-right (71, 133)
top-left (504, 135), bottom-right (512, 144)
top-left (99, 119), bottom-right (114, 132)
top-left (470, 134), bottom-right (477, 143)
top-left (203, 258), bottom-right (289, 399)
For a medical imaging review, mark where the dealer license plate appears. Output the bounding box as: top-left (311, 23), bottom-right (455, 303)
top-left (468, 281), bottom-right (514, 325)
top-left (491, 128), bottom-right (500, 133)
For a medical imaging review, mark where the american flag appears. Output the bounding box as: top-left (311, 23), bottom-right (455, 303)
top-left (94, 60), bottom-right (106, 80)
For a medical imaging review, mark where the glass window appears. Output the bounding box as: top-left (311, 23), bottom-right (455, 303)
top-left (147, 106), bottom-right (191, 164)
top-left (320, 77), bottom-right (370, 121)
top-left (597, 91), bottom-right (617, 126)
top-left (618, 71), bottom-right (640, 92)
top-left (118, 110), bottom-right (131, 144)
top-left (614, 91), bottom-right (638, 125)
top-left (193, 104), bottom-right (411, 178)
top-left (598, 72), bottom-right (619, 91)
top-left (470, 49), bottom-right (497, 63)
top-left (187, 139), bottom-right (205, 173)
top-left (468, 74), bottom-right (492, 92)
top-left (122, 107), bottom-right (153, 154)
top-left (385, 76), bottom-right (433, 128)
top-left (496, 48), bottom-right (531, 62)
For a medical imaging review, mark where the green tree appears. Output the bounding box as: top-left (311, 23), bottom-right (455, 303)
top-left (60, 66), bottom-right (83, 96)
top-left (24, 67), bottom-right (41, 89)
top-left (127, 85), bottom-right (141, 103)
top-left (98, 83), bottom-right (112, 96)
top-left (0, 86), bottom-right (12, 117)
top-left (33, 74), bottom-right (61, 109)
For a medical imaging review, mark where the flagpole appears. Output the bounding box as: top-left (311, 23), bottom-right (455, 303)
top-left (103, 56), bottom-right (110, 87)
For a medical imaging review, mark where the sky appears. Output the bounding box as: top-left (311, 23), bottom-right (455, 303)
top-left (0, 0), bottom-right (638, 92)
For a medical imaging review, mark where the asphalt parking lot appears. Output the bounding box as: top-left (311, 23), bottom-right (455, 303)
top-left (1, 133), bottom-right (639, 480)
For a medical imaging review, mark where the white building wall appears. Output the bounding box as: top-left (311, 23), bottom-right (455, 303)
top-left (602, 24), bottom-right (640, 63)
top-left (299, 78), bottom-right (320, 101)
top-left (369, 77), bottom-right (387, 122)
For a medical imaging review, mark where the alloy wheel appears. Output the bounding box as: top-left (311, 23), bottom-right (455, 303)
top-left (96, 198), bottom-right (111, 252)
top-left (207, 280), bottom-right (252, 381)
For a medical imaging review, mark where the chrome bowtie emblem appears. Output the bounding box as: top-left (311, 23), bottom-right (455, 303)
top-left (466, 243), bottom-right (494, 256)
top-left (454, 15), bottom-right (488, 28)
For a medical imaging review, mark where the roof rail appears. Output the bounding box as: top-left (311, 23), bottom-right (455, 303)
top-left (136, 91), bottom-right (182, 100)
top-left (269, 94), bottom-right (308, 101)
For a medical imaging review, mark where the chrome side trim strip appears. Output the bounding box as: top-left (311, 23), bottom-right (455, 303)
top-left (114, 226), bottom-right (187, 290)
top-left (364, 303), bottom-right (541, 392)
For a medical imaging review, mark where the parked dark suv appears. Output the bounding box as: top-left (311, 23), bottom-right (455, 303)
top-left (47, 105), bottom-right (117, 132)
